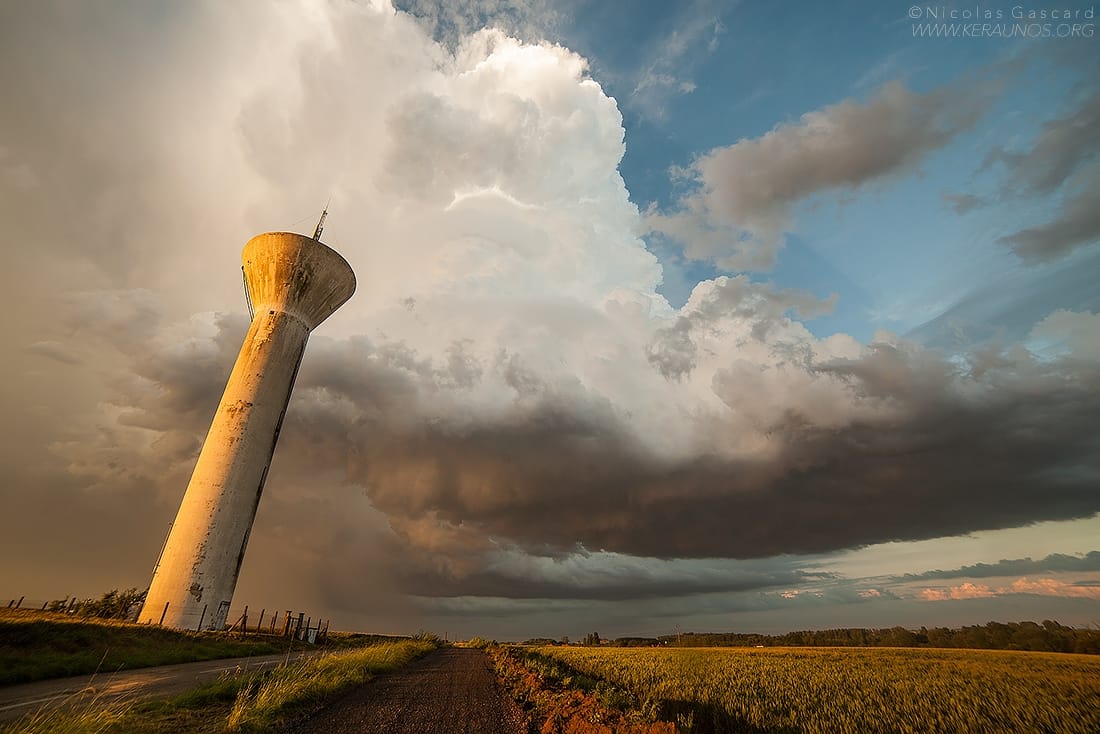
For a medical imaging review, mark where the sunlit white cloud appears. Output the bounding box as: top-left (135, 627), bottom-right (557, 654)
top-left (0, 0), bottom-right (1098, 638)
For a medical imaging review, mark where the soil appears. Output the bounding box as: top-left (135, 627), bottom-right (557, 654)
top-left (289, 647), bottom-right (525, 734)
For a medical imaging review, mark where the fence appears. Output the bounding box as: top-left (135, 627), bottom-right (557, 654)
top-left (222, 605), bottom-right (330, 644)
top-left (5, 595), bottom-right (331, 644)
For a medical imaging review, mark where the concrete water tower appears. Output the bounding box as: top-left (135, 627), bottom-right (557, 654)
top-left (139, 224), bottom-right (355, 631)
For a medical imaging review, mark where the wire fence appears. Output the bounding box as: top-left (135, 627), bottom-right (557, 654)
top-left (4, 595), bottom-right (330, 644)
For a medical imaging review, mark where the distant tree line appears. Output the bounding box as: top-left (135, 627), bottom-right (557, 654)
top-left (651, 621), bottom-right (1100, 654)
top-left (549, 621), bottom-right (1100, 655)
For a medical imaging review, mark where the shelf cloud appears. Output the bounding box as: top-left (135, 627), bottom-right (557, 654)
top-left (1, 0), bottom-right (1097, 624)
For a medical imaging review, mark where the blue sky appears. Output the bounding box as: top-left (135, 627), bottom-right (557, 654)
top-left (1, 0), bottom-right (1097, 638)
top-left (553, 0), bottom-right (1098, 342)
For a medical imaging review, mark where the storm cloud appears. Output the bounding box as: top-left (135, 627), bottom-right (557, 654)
top-left (904, 552), bottom-right (1100, 581)
top-left (1, 0), bottom-right (1098, 630)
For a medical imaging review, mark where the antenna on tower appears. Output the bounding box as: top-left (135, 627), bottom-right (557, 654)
top-left (312, 202), bottom-right (329, 240)
top-left (242, 266), bottom-right (255, 321)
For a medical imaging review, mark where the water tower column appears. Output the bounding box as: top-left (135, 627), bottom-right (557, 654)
top-left (139, 232), bottom-right (355, 630)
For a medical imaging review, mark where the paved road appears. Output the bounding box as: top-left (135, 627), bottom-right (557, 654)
top-left (0, 651), bottom-right (313, 724)
top-left (290, 648), bottom-right (524, 734)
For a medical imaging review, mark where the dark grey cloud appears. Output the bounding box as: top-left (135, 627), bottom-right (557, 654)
top-left (64, 296), bottom-right (1099, 608)
top-left (648, 80), bottom-right (994, 269)
top-left (980, 90), bottom-right (1100, 264)
top-left (903, 552), bottom-right (1100, 581)
top-left (998, 165), bottom-right (1100, 264)
top-left (396, 557), bottom-right (830, 601)
top-left (983, 91), bottom-right (1100, 196)
top-left (274, 330), bottom-right (1100, 566)
top-left (3, 0), bottom-right (1099, 640)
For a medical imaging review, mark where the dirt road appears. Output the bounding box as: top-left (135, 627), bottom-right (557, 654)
top-left (290, 647), bottom-right (524, 734)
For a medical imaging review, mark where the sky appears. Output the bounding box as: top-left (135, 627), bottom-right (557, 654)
top-left (0, 0), bottom-right (1097, 640)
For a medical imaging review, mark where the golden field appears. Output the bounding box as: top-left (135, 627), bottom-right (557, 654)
top-left (538, 645), bottom-right (1100, 733)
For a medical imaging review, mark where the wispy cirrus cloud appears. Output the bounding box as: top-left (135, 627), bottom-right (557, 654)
top-left (627, 1), bottom-right (726, 121)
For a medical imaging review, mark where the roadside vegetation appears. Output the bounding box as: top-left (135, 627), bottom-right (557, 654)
top-left (4, 637), bottom-right (439, 734)
top-left (489, 645), bottom-right (676, 733)
top-left (536, 645), bottom-right (1100, 733)
top-left (0, 608), bottom-right (288, 685)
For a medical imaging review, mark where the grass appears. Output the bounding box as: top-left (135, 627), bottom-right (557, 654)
top-left (5, 692), bottom-right (136, 734)
top-left (3, 638), bottom-right (438, 734)
top-left (537, 645), bottom-right (1100, 733)
top-left (0, 609), bottom-right (293, 686)
top-left (225, 639), bottom-right (436, 731)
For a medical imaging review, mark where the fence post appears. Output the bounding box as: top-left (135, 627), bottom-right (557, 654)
top-left (257, 608), bottom-right (265, 634)
top-left (16, 596), bottom-right (24, 609)
top-left (270, 611), bottom-right (278, 633)
top-left (294, 612), bottom-right (304, 640)
top-left (197, 603), bottom-right (207, 632)
top-left (282, 610), bottom-right (293, 637)
top-left (242, 606), bottom-right (248, 636)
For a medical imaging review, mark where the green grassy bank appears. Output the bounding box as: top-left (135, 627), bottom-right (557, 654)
top-left (0, 609), bottom-right (296, 686)
top-left (5, 638), bottom-right (438, 734)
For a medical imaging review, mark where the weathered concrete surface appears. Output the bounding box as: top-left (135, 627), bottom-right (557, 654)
top-left (138, 233), bottom-right (355, 631)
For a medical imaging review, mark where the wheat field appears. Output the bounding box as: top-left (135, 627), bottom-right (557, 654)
top-left (539, 645), bottom-right (1100, 733)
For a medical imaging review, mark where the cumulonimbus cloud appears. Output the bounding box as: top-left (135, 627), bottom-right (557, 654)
top-left (2, 1), bottom-right (1098, 613)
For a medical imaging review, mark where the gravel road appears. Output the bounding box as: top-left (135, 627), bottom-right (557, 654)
top-left (289, 647), bottom-right (524, 734)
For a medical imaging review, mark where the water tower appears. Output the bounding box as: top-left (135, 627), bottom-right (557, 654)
top-left (139, 224), bottom-right (355, 630)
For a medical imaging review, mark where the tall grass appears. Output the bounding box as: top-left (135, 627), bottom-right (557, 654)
top-left (225, 639), bottom-right (437, 731)
top-left (4, 639), bottom-right (437, 734)
top-left (2, 689), bottom-right (134, 734)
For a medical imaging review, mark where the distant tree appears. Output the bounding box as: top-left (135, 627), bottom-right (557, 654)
top-left (67, 588), bottom-right (147, 620)
top-left (45, 598), bottom-right (70, 613)
top-left (638, 621), bottom-right (1098, 654)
